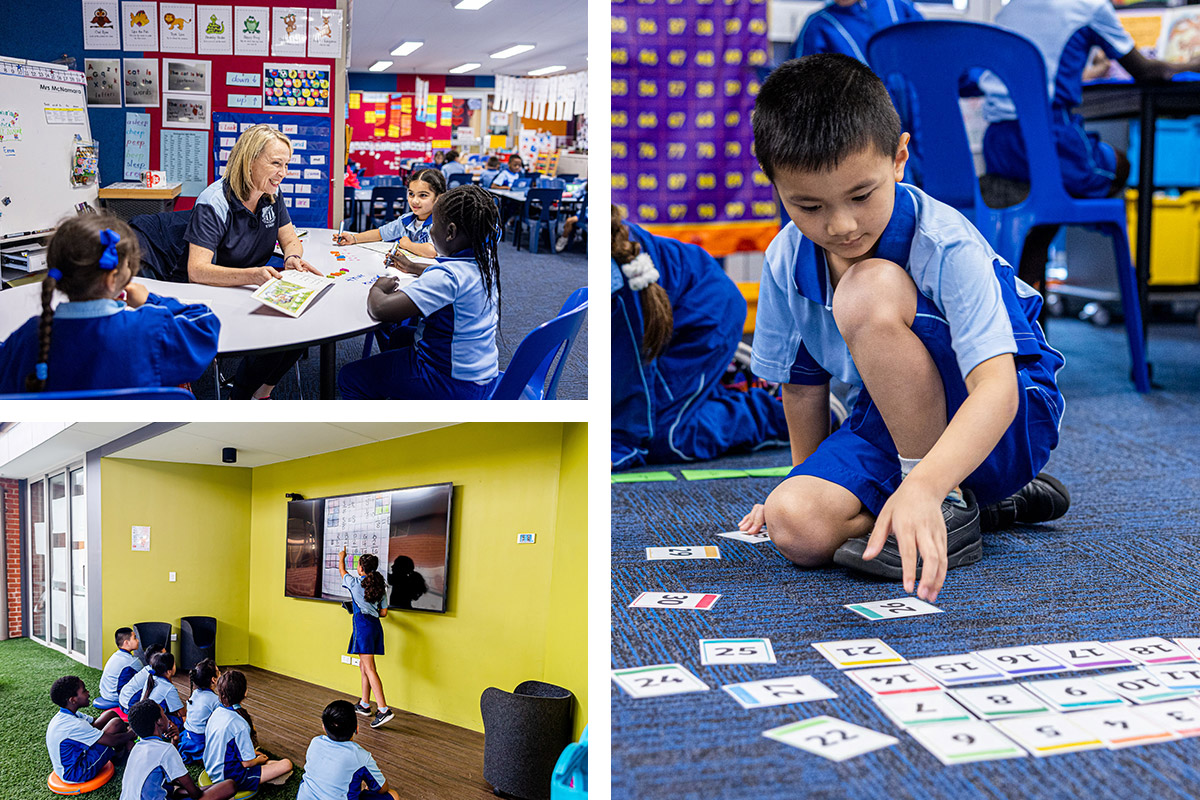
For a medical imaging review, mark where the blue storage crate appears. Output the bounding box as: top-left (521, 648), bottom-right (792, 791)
top-left (1127, 117), bottom-right (1200, 188)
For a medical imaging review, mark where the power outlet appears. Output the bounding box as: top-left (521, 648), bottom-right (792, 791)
top-left (351, 657), bottom-right (360, 666)
top-left (341, 655), bottom-right (352, 665)
top-left (170, 633), bottom-right (177, 641)
top-left (517, 533), bottom-right (536, 544)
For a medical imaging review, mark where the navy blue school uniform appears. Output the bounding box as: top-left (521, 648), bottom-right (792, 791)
top-left (338, 250), bottom-right (499, 400)
top-left (202, 705), bottom-right (260, 791)
top-left (611, 225), bottom-right (789, 470)
top-left (792, 0), bottom-right (922, 61)
top-left (0, 296), bottom-right (219, 394)
top-left (982, 0), bottom-right (1133, 197)
top-left (376, 212), bottom-right (433, 245)
top-left (97, 648), bottom-right (141, 708)
top-left (343, 573), bottom-right (385, 655)
top-left (178, 687), bottom-right (220, 761)
top-left (46, 708), bottom-right (111, 783)
top-left (752, 183), bottom-right (1065, 513)
top-left (118, 736), bottom-right (187, 800)
top-left (296, 735), bottom-right (389, 800)
top-left (119, 665), bottom-right (155, 712)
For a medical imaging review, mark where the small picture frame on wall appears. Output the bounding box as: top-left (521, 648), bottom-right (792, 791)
top-left (162, 92), bottom-right (210, 128)
top-left (163, 58), bottom-right (211, 93)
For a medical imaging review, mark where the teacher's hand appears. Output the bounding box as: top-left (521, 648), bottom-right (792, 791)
top-left (285, 256), bottom-right (324, 276)
top-left (249, 266), bottom-right (283, 285)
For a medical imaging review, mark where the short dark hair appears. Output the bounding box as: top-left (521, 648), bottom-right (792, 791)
top-left (322, 700), bottom-right (357, 741)
top-left (50, 676), bottom-right (84, 707)
top-left (150, 651), bottom-right (175, 676)
top-left (128, 699), bottom-right (164, 738)
top-left (753, 54), bottom-right (901, 180)
top-left (144, 643), bottom-right (166, 660)
top-left (115, 627), bottom-right (134, 647)
top-left (410, 168), bottom-right (447, 196)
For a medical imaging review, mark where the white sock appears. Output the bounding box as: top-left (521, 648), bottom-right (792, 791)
top-left (899, 456), bottom-right (967, 508)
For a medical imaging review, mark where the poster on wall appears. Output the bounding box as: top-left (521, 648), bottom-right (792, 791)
top-left (131, 525), bottom-right (150, 551)
top-left (161, 128), bottom-right (208, 194)
top-left (306, 8), bottom-right (343, 58)
top-left (234, 6), bottom-right (270, 56)
top-left (124, 111), bottom-right (151, 179)
top-left (162, 93), bottom-right (210, 128)
top-left (122, 1), bottom-right (159, 51)
top-left (84, 59), bottom-right (122, 106)
top-left (271, 7), bottom-right (307, 56)
top-left (159, 2), bottom-right (196, 53)
top-left (196, 4), bottom-right (233, 54)
top-left (83, 1), bottom-right (122, 49)
top-left (263, 63), bottom-right (330, 113)
top-left (163, 58), bottom-right (211, 93)
top-left (123, 58), bottom-right (160, 105)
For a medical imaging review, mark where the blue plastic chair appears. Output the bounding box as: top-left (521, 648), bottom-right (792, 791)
top-left (537, 177), bottom-right (566, 189)
top-left (0, 386), bottom-right (194, 399)
top-left (490, 288), bottom-right (588, 399)
top-left (516, 188), bottom-right (564, 253)
top-left (366, 187), bottom-right (406, 230)
top-left (868, 20), bottom-right (1150, 393)
top-left (447, 172), bottom-right (473, 189)
top-left (551, 726), bottom-right (587, 800)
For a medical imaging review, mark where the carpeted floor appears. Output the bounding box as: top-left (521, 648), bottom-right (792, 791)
top-left (0, 638), bottom-right (302, 800)
top-left (189, 241), bottom-right (589, 400)
top-left (611, 317), bottom-right (1200, 800)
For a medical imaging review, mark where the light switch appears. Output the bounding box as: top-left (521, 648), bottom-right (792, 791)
top-left (168, 572), bottom-right (176, 582)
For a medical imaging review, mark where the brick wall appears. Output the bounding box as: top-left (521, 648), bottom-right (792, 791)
top-left (2, 478), bottom-right (21, 638)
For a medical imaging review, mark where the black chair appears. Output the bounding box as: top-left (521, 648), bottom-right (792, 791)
top-left (132, 621), bottom-right (172, 664)
top-left (555, 174), bottom-right (578, 182)
top-left (129, 211), bottom-right (192, 282)
top-left (481, 681), bottom-right (574, 800)
top-left (367, 187), bottom-right (406, 229)
top-left (180, 616), bottom-right (216, 670)
top-left (447, 172), bottom-right (473, 189)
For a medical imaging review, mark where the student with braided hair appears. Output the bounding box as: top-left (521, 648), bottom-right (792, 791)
top-left (338, 184), bottom-right (501, 399)
top-left (0, 214), bottom-right (219, 394)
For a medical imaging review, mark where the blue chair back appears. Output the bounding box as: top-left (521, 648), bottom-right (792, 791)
top-left (491, 288), bottom-right (588, 400)
top-left (523, 188), bottom-right (563, 222)
top-left (447, 172), bottom-right (473, 188)
top-left (0, 386), bottom-right (194, 400)
top-left (538, 178), bottom-right (566, 189)
top-left (513, 177), bottom-right (533, 191)
top-left (367, 187), bottom-right (406, 228)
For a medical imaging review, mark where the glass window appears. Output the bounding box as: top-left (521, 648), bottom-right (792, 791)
top-left (48, 473), bottom-right (68, 649)
top-left (28, 479), bottom-right (46, 643)
top-left (70, 468), bottom-right (86, 656)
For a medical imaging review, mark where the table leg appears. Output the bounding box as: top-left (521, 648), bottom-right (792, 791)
top-left (1136, 93), bottom-right (1155, 347)
top-left (321, 341), bottom-right (336, 399)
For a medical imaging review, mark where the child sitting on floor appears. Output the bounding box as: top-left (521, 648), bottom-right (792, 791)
top-left (179, 659), bottom-right (221, 762)
top-left (122, 699), bottom-right (236, 800)
top-left (46, 675), bottom-right (135, 785)
top-left (96, 627), bottom-right (141, 710)
top-left (202, 670), bottom-right (293, 792)
top-left (296, 700), bottom-right (400, 800)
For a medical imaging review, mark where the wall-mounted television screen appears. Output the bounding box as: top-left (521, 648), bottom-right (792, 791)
top-left (285, 482), bottom-right (453, 613)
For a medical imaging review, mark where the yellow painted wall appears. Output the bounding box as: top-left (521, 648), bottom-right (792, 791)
top-left (99, 459), bottom-right (252, 666)
top-left (246, 423), bottom-right (588, 734)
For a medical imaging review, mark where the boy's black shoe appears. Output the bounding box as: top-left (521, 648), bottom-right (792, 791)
top-left (979, 473), bottom-right (1070, 532)
top-left (832, 489), bottom-right (982, 580)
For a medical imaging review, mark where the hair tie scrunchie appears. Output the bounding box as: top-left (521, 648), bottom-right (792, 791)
top-left (35, 363), bottom-right (48, 380)
top-left (47, 267), bottom-right (63, 281)
top-left (98, 228), bottom-right (121, 271)
top-left (621, 252), bottom-right (659, 292)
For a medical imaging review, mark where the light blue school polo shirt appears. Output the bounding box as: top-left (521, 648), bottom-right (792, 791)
top-left (119, 736), bottom-right (188, 800)
top-left (752, 183), bottom-right (1051, 399)
top-left (146, 676), bottom-right (184, 714)
top-left (377, 212), bottom-right (433, 245)
top-left (46, 708), bottom-right (103, 781)
top-left (441, 161), bottom-right (466, 177)
top-left (342, 573), bottom-right (384, 617)
top-left (99, 648), bottom-right (141, 702)
top-left (202, 705), bottom-right (255, 782)
top-left (184, 688), bottom-right (221, 735)
top-left (402, 250), bottom-right (500, 383)
top-left (119, 665), bottom-right (154, 710)
top-left (490, 168), bottom-right (521, 188)
top-left (981, 0), bottom-right (1134, 122)
top-left (296, 735), bottom-right (387, 800)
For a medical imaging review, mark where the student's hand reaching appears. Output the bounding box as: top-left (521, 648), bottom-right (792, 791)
top-left (862, 478), bottom-right (947, 603)
top-left (385, 249), bottom-right (426, 276)
top-left (123, 282), bottom-right (149, 308)
top-left (333, 232), bottom-right (357, 245)
top-left (738, 503), bottom-right (767, 533)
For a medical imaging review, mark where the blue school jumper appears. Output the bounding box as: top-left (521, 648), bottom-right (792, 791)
top-left (611, 225), bottom-right (788, 470)
top-left (752, 183), bottom-right (1065, 513)
top-left (377, 212), bottom-right (433, 245)
top-left (296, 735), bottom-right (389, 800)
top-left (46, 708), bottom-right (110, 783)
top-left (98, 649), bottom-right (141, 708)
top-left (119, 665), bottom-right (155, 712)
top-left (338, 250), bottom-right (500, 400)
top-left (179, 688), bottom-right (220, 761)
top-left (0, 295), bottom-right (219, 393)
top-left (343, 573), bottom-right (385, 655)
top-left (119, 736), bottom-right (188, 800)
top-left (202, 705), bottom-right (260, 791)
top-left (981, 0), bottom-right (1134, 197)
top-left (792, 0), bottom-right (922, 62)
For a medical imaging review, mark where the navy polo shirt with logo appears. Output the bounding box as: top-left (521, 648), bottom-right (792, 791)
top-left (184, 179), bottom-right (291, 271)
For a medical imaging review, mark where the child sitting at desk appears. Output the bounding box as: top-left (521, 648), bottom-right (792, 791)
top-left (0, 214), bottom-right (219, 394)
top-left (489, 154), bottom-right (525, 188)
top-left (333, 169), bottom-right (444, 259)
top-left (338, 185), bottom-right (501, 400)
top-left (480, 156), bottom-right (502, 187)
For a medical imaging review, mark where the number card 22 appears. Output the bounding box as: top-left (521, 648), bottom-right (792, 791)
top-left (762, 716), bottom-right (898, 762)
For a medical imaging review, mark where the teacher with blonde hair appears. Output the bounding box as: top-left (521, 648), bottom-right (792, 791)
top-left (184, 123), bottom-right (321, 399)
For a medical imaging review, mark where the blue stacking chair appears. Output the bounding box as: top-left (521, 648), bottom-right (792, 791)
top-left (868, 20), bottom-right (1150, 392)
top-left (490, 288), bottom-right (588, 399)
top-left (516, 188), bottom-right (564, 253)
top-left (366, 187), bottom-right (406, 229)
top-left (537, 177), bottom-right (566, 189)
top-left (447, 172), bottom-right (473, 188)
top-left (0, 386), bottom-right (194, 399)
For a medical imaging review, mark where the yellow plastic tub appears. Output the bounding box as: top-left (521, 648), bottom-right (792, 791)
top-left (1126, 189), bottom-right (1200, 287)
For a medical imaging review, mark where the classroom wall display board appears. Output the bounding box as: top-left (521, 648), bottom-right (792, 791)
top-left (285, 483), bottom-right (453, 613)
top-left (0, 58), bottom-right (100, 242)
top-left (347, 90), bottom-right (455, 177)
top-left (611, 0), bottom-right (778, 257)
top-left (212, 111), bottom-right (329, 228)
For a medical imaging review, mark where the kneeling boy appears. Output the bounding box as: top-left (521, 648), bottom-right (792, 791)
top-left (297, 700), bottom-right (400, 800)
top-left (122, 699), bottom-right (236, 800)
top-left (46, 676), bottom-right (135, 785)
top-left (745, 54), bottom-right (1069, 602)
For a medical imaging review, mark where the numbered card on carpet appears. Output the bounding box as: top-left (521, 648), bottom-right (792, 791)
top-left (991, 713), bottom-right (1106, 757)
top-left (1069, 706), bottom-right (1178, 749)
top-left (951, 684), bottom-right (1049, 719)
top-left (722, 675), bottom-right (837, 709)
top-left (715, 528), bottom-right (771, 543)
top-left (762, 715), bottom-right (898, 762)
top-left (910, 653), bottom-right (1007, 686)
top-left (628, 592), bottom-right (721, 610)
top-left (1094, 669), bottom-right (1196, 704)
top-left (973, 645), bottom-right (1068, 677)
top-left (873, 691), bottom-right (973, 728)
top-left (1133, 699), bottom-right (1200, 737)
top-left (1147, 663), bottom-right (1200, 691)
top-left (1038, 641), bottom-right (1134, 670)
top-left (812, 638), bottom-right (906, 670)
top-left (699, 638), bottom-right (776, 665)
top-left (1107, 637), bottom-right (1194, 666)
top-left (847, 664), bottom-right (942, 697)
top-left (907, 720), bottom-right (1027, 765)
top-left (845, 597), bottom-right (943, 620)
top-left (611, 663), bottom-right (709, 699)
top-left (645, 545), bottom-right (721, 561)
top-left (1022, 676), bottom-right (1127, 712)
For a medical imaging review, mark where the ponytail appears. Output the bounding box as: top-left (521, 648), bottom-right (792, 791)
top-left (189, 658), bottom-right (218, 694)
top-left (611, 205), bottom-right (673, 363)
top-left (359, 553), bottom-right (385, 605)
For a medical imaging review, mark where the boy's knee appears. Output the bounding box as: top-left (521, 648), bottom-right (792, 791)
top-left (831, 258), bottom-right (916, 336)
top-left (764, 485), bottom-right (845, 567)
top-left (103, 718), bottom-right (127, 735)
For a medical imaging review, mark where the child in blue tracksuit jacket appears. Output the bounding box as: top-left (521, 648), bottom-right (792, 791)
top-left (0, 214), bottom-right (218, 394)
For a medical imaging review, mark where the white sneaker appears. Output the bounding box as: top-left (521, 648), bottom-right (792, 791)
top-left (555, 235), bottom-right (569, 252)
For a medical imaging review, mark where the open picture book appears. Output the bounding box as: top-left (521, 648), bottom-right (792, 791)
top-left (250, 270), bottom-right (335, 317)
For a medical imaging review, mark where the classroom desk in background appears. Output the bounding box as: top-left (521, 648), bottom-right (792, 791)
top-left (1079, 77), bottom-right (1200, 345)
top-left (0, 229), bottom-right (414, 399)
top-left (98, 181), bottom-right (184, 221)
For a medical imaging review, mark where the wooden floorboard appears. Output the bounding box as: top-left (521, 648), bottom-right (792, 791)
top-left (173, 664), bottom-right (496, 800)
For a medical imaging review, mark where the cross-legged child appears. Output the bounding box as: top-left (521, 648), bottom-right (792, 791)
top-left (741, 55), bottom-right (1070, 602)
top-left (46, 676), bottom-right (135, 785)
top-left (202, 670), bottom-right (292, 792)
top-left (122, 699), bottom-right (236, 800)
top-left (296, 701), bottom-right (400, 800)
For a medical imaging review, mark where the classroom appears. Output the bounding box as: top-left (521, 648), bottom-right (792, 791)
top-left (611, 0), bottom-right (1200, 797)
top-left (0, 421), bottom-right (587, 799)
top-left (0, 0), bottom-right (588, 400)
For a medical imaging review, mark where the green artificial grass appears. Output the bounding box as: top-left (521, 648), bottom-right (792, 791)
top-left (0, 638), bottom-right (303, 799)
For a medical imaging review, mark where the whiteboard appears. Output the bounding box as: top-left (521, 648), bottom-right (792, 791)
top-left (0, 57), bottom-right (99, 243)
